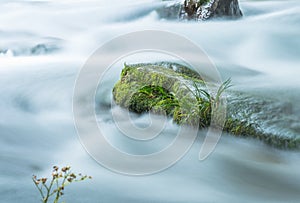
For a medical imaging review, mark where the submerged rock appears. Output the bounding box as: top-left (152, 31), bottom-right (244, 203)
top-left (113, 63), bottom-right (300, 149)
top-left (156, 2), bottom-right (182, 20)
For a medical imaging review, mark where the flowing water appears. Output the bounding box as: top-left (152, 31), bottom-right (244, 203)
top-left (0, 0), bottom-right (300, 202)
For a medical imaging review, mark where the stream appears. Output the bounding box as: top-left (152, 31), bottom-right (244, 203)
top-left (0, 0), bottom-right (300, 202)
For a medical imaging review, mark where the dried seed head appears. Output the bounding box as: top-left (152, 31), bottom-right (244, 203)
top-left (34, 180), bottom-right (40, 184)
top-left (53, 166), bottom-right (59, 171)
top-left (52, 172), bottom-right (58, 178)
top-left (61, 166), bottom-right (70, 172)
top-left (41, 178), bottom-right (47, 184)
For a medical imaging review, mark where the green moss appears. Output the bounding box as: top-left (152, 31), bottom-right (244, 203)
top-left (198, 0), bottom-right (210, 6)
top-left (121, 63), bottom-right (131, 77)
top-left (112, 63), bottom-right (299, 150)
top-left (126, 62), bottom-right (202, 80)
top-left (129, 85), bottom-right (179, 115)
top-left (223, 118), bottom-right (299, 149)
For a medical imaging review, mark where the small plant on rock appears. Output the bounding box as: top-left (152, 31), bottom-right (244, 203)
top-left (185, 78), bottom-right (232, 127)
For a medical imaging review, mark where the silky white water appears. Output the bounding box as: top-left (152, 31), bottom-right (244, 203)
top-left (0, 0), bottom-right (300, 202)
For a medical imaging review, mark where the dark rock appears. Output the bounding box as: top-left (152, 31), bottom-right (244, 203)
top-left (210, 0), bottom-right (243, 19)
top-left (155, 2), bottom-right (182, 20)
top-left (31, 44), bottom-right (59, 55)
top-left (156, 0), bottom-right (243, 21)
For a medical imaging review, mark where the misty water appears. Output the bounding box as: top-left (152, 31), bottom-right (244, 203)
top-left (0, 0), bottom-right (300, 202)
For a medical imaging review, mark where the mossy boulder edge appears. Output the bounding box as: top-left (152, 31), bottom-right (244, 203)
top-left (112, 62), bottom-right (300, 149)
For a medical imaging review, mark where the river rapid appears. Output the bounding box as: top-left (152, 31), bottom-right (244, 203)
top-left (0, 0), bottom-right (300, 202)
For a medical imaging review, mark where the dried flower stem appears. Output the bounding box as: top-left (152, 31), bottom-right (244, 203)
top-left (32, 166), bottom-right (92, 203)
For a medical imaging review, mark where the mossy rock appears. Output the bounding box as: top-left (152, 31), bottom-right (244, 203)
top-left (112, 62), bottom-right (300, 150)
top-left (113, 62), bottom-right (209, 126)
top-left (128, 85), bottom-right (179, 115)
